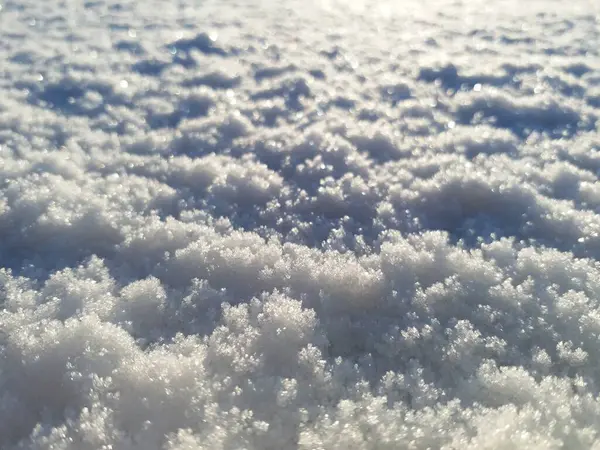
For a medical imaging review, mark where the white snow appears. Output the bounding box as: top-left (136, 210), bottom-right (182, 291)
top-left (1, 0), bottom-right (600, 448)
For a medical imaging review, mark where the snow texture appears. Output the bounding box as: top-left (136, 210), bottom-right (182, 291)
top-left (1, 0), bottom-right (600, 448)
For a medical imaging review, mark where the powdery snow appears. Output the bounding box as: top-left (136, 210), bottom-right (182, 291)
top-left (1, 0), bottom-right (600, 448)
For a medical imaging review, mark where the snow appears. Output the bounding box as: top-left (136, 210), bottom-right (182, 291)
top-left (1, 0), bottom-right (600, 448)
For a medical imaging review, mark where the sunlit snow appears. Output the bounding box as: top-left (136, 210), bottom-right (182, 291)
top-left (1, 0), bottom-right (600, 448)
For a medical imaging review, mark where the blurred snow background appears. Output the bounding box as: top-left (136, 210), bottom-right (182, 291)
top-left (1, 0), bottom-right (600, 448)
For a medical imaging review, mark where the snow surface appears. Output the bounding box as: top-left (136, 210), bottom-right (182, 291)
top-left (1, 0), bottom-right (600, 448)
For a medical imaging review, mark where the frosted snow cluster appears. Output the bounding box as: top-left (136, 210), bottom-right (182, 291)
top-left (2, 0), bottom-right (600, 448)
